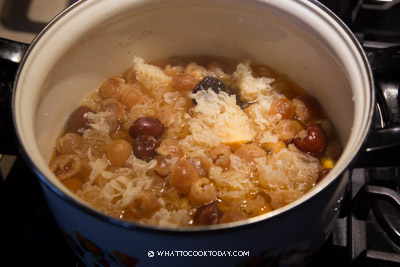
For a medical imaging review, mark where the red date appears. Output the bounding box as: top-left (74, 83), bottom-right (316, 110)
top-left (193, 201), bottom-right (222, 225)
top-left (66, 106), bottom-right (93, 134)
top-left (132, 135), bottom-right (159, 162)
top-left (129, 117), bottom-right (164, 139)
top-left (294, 124), bottom-right (327, 157)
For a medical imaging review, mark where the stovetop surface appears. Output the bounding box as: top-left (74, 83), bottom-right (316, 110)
top-left (1, 0), bottom-right (400, 266)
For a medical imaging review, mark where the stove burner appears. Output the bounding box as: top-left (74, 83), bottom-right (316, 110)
top-left (375, 200), bottom-right (400, 248)
top-left (349, 168), bottom-right (400, 265)
top-left (368, 168), bottom-right (400, 249)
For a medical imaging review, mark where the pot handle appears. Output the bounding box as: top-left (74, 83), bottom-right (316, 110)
top-left (0, 38), bottom-right (29, 155)
top-left (360, 45), bottom-right (400, 153)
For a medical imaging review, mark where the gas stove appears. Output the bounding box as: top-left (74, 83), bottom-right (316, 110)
top-left (312, 1), bottom-right (400, 266)
top-left (0, 0), bottom-right (400, 266)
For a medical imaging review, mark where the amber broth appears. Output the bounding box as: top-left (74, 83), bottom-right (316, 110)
top-left (50, 55), bottom-right (342, 226)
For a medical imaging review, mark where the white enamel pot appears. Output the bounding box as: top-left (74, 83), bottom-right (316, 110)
top-left (10, 0), bottom-right (374, 266)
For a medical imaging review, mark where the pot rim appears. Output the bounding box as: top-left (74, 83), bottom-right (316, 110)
top-left (12, 0), bottom-right (375, 233)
